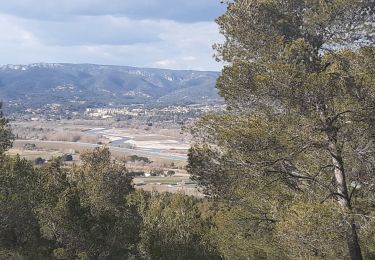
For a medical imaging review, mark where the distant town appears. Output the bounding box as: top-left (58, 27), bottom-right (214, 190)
top-left (9, 103), bottom-right (226, 124)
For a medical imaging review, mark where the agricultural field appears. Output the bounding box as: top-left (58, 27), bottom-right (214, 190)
top-left (9, 119), bottom-right (201, 196)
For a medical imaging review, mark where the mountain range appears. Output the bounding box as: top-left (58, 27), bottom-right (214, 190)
top-left (0, 63), bottom-right (221, 111)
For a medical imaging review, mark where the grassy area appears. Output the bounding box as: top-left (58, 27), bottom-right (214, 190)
top-left (7, 148), bottom-right (69, 161)
top-left (134, 176), bottom-right (191, 185)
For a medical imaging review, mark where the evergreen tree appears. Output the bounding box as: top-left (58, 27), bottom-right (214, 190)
top-left (189, 1), bottom-right (375, 259)
top-left (129, 191), bottom-right (220, 260)
top-left (35, 148), bottom-right (140, 259)
top-left (0, 103), bottom-right (13, 154)
top-left (0, 156), bottom-right (47, 258)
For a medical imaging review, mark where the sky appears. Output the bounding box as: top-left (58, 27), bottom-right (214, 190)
top-left (0, 1), bottom-right (226, 71)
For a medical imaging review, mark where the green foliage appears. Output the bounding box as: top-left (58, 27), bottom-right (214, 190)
top-left (128, 155), bottom-right (152, 164)
top-left (2, 1), bottom-right (375, 258)
top-left (190, 0), bottom-right (375, 259)
top-left (129, 191), bottom-right (220, 260)
top-left (0, 103), bottom-right (13, 154)
top-left (35, 148), bottom-right (139, 259)
top-left (166, 170), bottom-right (175, 176)
top-left (150, 168), bottom-right (164, 176)
top-left (210, 203), bottom-right (284, 260)
top-left (276, 202), bottom-right (348, 259)
top-left (34, 157), bottom-right (45, 165)
top-left (74, 147), bottom-right (134, 211)
top-left (0, 105), bottom-right (222, 259)
top-left (0, 155), bottom-right (49, 258)
top-left (0, 142), bottom-right (221, 259)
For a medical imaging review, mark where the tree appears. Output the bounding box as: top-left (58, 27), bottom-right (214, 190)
top-left (166, 170), bottom-right (175, 177)
top-left (0, 155), bottom-right (49, 258)
top-left (129, 191), bottom-right (220, 260)
top-left (0, 103), bottom-right (13, 154)
top-left (150, 169), bottom-right (164, 177)
top-left (62, 154), bottom-right (73, 162)
top-left (34, 157), bottom-right (46, 165)
top-left (189, 1), bottom-right (375, 259)
top-left (0, 104), bottom-right (48, 257)
top-left (35, 148), bottom-right (140, 259)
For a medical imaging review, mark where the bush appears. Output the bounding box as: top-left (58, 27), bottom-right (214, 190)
top-left (34, 157), bottom-right (45, 165)
top-left (127, 171), bottom-right (145, 177)
top-left (24, 143), bottom-right (36, 150)
top-left (166, 170), bottom-right (175, 176)
top-left (150, 169), bottom-right (164, 176)
top-left (63, 154), bottom-right (73, 161)
top-left (128, 155), bottom-right (151, 164)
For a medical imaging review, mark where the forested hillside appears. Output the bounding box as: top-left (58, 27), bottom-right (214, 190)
top-left (0, 63), bottom-right (220, 111)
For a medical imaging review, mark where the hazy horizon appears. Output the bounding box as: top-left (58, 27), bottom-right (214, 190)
top-left (0, 61), bottom-right (221, 72)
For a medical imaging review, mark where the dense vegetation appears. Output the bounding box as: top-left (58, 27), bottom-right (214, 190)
top-left (0, 102), bottom-right (220, 259)
top-left (0, 136), bottom-right (217, 258)
top-left (189, 0), bottom-right (375, 259)
top-left (2, 0), bottom-right (375, 259)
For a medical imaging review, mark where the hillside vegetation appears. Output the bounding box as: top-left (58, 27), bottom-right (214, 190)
top-left (2, 0), bottom-right (375, 259)
top-left (0, 63), bottom-right (220, 113)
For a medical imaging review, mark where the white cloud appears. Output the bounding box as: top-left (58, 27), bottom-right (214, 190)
top-left (0, 12), bottom-right (224, 71)
top-left (0, 15), bottom-right (40, 47)
top-left (155, 59), bottom-right (178, 68)
top-left (183, 56), bottom-right (197, 61)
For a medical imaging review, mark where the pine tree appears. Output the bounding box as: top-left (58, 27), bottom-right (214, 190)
top-left (189, 1), bottom-right (375, 259)
top-left (0, 103), bottom-right (13, 154)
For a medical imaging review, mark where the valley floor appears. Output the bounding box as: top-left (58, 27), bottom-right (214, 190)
top-left (9, 119), bottom-right (202, 196)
